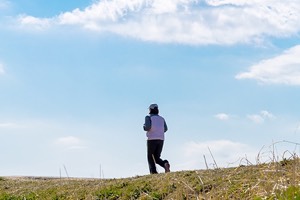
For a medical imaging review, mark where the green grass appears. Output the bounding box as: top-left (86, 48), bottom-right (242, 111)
top-left (1, 159), bottom-right (300, 199)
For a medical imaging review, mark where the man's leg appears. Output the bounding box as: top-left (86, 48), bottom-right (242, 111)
top-left (153, 140), bottom-right (170, 172)
top-left (147, 140), bottom-right (158, 174)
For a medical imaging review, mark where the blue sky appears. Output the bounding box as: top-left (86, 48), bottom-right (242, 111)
top-left (1, 0), bottom-right (300, 178)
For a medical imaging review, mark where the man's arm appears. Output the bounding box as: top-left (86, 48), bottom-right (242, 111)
top-left (143, 116), bottom-right (151, 131)
top-left (164, 120), bottom-right (168, 132)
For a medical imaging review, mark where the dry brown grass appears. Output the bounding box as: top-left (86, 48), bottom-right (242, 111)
top-left (1, 158), bottom-right (300, 199)
top-left (1, 141), bottom-right (300, 199)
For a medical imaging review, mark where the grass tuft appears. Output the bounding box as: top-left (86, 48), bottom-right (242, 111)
top-left (2, 144), bottom-right (300, 199)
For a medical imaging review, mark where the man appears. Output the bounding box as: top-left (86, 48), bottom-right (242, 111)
top-left (143, 103), bottom-right (170, 174)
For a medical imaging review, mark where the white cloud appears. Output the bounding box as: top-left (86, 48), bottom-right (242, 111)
top-left (183, 140), bottom-right (257, 168)
top-left (15, 0), bottom-right (300, 45)
top-left (260, 110), bottom-right (275, 120)
top-left (236, 45), bottom-right (300, 85)
top-left (214, 113), bottom-right (230, 121)
top-left (206, 0), bottom-right (253, 6)
top-left (214, 111), bottom-right (275, 124)
top-left (0, 119), bottom-right (56, 132)
top-left (0, 123), bottom-right (16, 128)
top-left (247, 114), bottom-right (264, 124)
top-left (0, 63), bottom-right (5, 75)
top-left (18, 15), bottom-right (52, 31)
top-left (247, 110), bottom-right (276, 124)
top-left (55, 136), bottom-right (87, 150)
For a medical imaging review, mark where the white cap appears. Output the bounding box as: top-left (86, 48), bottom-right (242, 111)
top-left (149, 104), bottom-right (158, 109)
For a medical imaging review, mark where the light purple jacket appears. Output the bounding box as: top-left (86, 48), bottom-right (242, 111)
top-left (143, 114), bottom-right (168, 140)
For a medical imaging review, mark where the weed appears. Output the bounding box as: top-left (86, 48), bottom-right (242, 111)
top-left (2, 145), bottom-right (300, 199)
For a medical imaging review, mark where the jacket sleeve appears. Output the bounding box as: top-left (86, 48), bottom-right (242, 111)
top-left (143, 116), bottom-right (151, 131)
top-left (164, 120), bottom-right (168, 132)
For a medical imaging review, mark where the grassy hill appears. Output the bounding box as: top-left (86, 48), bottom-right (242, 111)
top-left (1, 159), bottom-right (300, 199)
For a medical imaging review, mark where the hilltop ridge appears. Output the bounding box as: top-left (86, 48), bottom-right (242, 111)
top-left (1, 158), bottom-right (300, 199)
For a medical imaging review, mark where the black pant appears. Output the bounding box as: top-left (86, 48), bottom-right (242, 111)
top-left (147, 140), bottom-right (168, 174)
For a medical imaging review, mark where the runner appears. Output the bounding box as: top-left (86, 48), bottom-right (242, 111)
top-left (143, 104), bottom-right (170, 174)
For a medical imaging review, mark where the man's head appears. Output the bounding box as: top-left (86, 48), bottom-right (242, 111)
top-left (149, 104), bottom-right (159, 114)
top-left (149, 104), bottom-right (158, 109)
